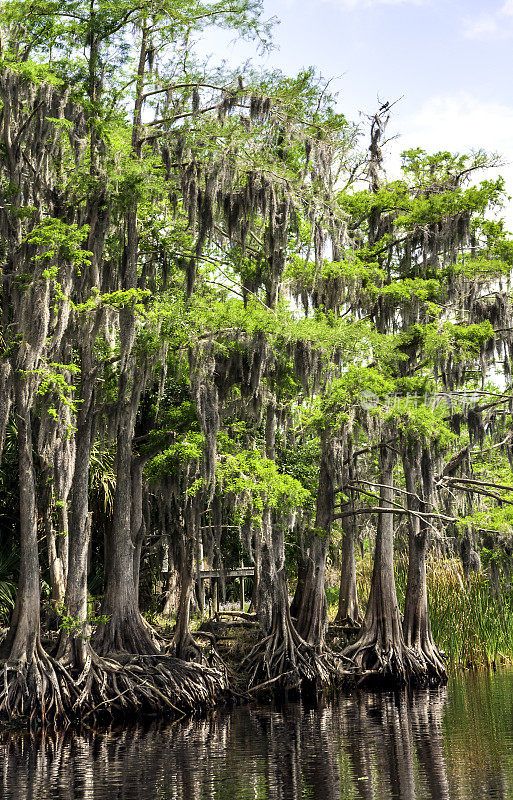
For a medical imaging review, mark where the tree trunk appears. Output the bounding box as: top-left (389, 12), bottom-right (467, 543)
top-left (256, 508), bottom-right (275, 634)
top-left (289, 551), bottom-right (308, 619)
top-left (40, 478), bottom-right (67, 606)
top-left (296, 433), bottom-right (338, 647)
top-left (0, 361), bottom-right (12, 464)
top-left (250, 526), bottom-right (261, 612)
top-left (170, 504), bottom-right (201, 660)
top-left (131, 456), bottom-right (147, 609)
top-left (162, 535), bottom-right (180, 615)
top-left (94, 410), bottom-right (158, 656)
top-left (402, 448), bottom-right (447, 683)
top-left (295, 533), bottom-right (328, 648)
top-left (335, 515), bottom-right (362, 625)
top-left (344, 443), bottom-right (422, 685)
top-left (57, 340), bottom-right (98, 666)
top-left (2, 378), bottom-right (40, 664)
top-left (0, 377), bottom-right (70, 725)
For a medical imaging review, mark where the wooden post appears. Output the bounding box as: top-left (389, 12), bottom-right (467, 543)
top-left (240, 575), bottom-right (245, 611)
top-left (213, 578), bottom-right (218, 616)
top-left (196, 534), bottom-right (204, 614)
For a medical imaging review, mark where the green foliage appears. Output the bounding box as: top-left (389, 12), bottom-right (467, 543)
top-left (216, 447), bottom-right (309, 522)
top-left (25, 219), bottom-right (92, 271)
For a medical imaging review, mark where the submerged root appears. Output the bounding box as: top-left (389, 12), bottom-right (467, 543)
top-left (0, 644), bottom-right (230, 728)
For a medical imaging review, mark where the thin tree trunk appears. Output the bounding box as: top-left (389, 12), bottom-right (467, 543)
top-left (250, 527), bottom-right (261, 612)
top-left (296, 433), bottom-right (338, 647)
top-left (289, 552), bottom-right (308, 619)
top-left (344, 442), bottom-right (420, 685)
top-left (0, 361), bottom-right (12, 462)
top-left (162, 533), bottom-right (180, 615)
top-left (131, 456), bottom-right (147, 608)
top-left (1, 377), bottom-right (40, 663)
top-left (40, 477), bottom-right (67, 606)
top-left (95, 409), bottom-right (157, 655)
top-left (58, 340), bottom-right (97, 666)
top-left (170, 504), bottom-right (200, 659)
top-left (335, 515), bottom-right (362, 625)
top-left (402, 448), bottom-right (446, 682)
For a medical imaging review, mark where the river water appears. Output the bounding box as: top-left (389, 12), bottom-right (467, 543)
top-left (1, 670), bottom-right (513, 799)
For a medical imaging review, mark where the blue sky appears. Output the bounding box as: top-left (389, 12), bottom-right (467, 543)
top-left (203, 0), bottom-right (513, 223)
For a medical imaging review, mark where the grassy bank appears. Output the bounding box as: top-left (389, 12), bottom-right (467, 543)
top-left (327, 556), bottom-right (513, 671)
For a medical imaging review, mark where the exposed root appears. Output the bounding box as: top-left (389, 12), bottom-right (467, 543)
top-left (242, 611), bottom-right (347, 696)
top-left (405, 638), bottom-right (448, 687)
top-left (0, 643), bottom-right (75, 728)
top-left (77, 651), bottom-right (230, 720)
top-left (92, 612), bottom-right (160, 658)
top-left (333, 613), bottom-right (362, 629)
top-left (0, 644), bottom-right (230, 729)
top-left (343, 628), bottom-right (446, 688)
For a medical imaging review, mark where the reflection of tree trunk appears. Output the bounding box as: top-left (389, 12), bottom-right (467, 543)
top-left (411, 688), bottom-right (450, 800)
top-left (343, 698), bottom-right (376, 800)
top-left (302, 707), bottom-right (340, 800)
top-left (264, 709), bottom-right (303, 799)
top-left (383, 693), bottom-right (416, 800)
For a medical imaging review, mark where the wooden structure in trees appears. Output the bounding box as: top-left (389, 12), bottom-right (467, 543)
top-left (198, 567), bottom-right (254, 615)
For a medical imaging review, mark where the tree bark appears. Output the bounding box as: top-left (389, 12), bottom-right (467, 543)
top-left (344, 442), bottom-right (421, 685)
top-left (296, 433), bottom-right (338, 647)
top-left (131, 456), bottom-right (147, 608)
top-left (335, 514), bottom-right (362, 625)
top-left (40, 477), bottom-right (67, 606)
top-left (402, 448), bottom-right (447, 683)
top-left (95, 403), bottom-right (158, 655)
top-left (170, 504), bottom-right (201, 660)
top-left (57, 337), bottom-right (99, 666)
top-left (289, 551), bottom-right (308, 619)
top-left (162, 533), bottom-right (180, 615)
top-left (1, 377), bottom-right (40, 664)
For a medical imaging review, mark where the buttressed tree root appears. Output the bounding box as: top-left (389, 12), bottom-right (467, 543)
top-left (0, 645), bottom-right (230, 728)
top-left (243, 577), bottom-right (347, 695)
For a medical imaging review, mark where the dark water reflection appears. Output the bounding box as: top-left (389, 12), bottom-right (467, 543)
top-left (2, 671), bottom-right (513, 799)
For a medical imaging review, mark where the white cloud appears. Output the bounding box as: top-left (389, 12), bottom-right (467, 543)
top-left (387, 92), bottom-right (513, 226)
top-left (463, 14), bottom-right (499, 38)
top-left (463, 2), bottom-right (513, 38)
